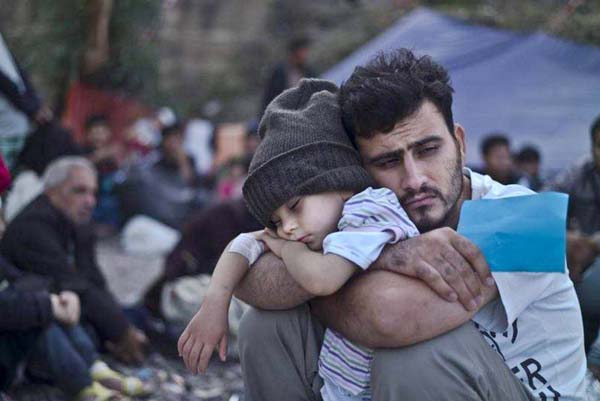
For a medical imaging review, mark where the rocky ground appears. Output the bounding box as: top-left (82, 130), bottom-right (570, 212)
top-left (8, 237), bottom-right (245, 401)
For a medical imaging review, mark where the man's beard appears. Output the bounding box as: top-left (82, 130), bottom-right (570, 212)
top-left (400, 153), bottom-right (464, 233)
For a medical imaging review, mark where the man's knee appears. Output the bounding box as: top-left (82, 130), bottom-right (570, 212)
top-left (239, 307), bottom-right (282, 349)
top-left (372, 323), bottom-right (488, 386)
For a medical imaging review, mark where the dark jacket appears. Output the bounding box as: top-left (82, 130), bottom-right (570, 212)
top-left (0, 195), bottom-right (128, 342)
top-left (0, 194), bottom-right (107, 293)
top-left (0, 254), bottom-right (53, 332)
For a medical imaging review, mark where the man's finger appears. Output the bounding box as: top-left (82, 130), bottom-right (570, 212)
top-left (442, 244), bottom-right (482, 301)
top-left (450, 234), bottom-right (494, 287)
top-left (435, 255), bottom-right (479, 311)
top-left (414, 263), bottom-right (457, 302)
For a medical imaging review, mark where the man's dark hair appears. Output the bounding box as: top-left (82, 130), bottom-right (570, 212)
top-left (161, 123), bottom-right (182, 140)
top-left (480, 134), bottom-right (510, 157)
top-left (591, 114), bottom-right (600, 142)
top-left (84, 114), bottom-right (109, 131)
top-left (339, 48), bottom-right (454, 145)
top-left (516, 145), bottom-right (540, 164)
top-left (287, 36), bottom-right (310, 54)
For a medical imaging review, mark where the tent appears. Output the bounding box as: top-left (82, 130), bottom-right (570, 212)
top-left (322, 7), bottom-right (600, 171)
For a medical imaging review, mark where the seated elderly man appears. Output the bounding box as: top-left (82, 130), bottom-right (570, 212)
top-left (0, 156), bottom-right (146, 364)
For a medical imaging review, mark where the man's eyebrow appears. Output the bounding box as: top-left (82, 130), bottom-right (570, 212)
top-left (365, 149), bottom-right (403, 165)
top-left (365, 134), bottom-right (443, 164)
top-left (410, 134), bottom-right (443, 149)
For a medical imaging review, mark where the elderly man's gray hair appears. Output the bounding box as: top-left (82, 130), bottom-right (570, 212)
top-left (42, 156), bottom-right (97, 190)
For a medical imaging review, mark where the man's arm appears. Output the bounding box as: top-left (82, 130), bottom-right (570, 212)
top-left (311, 269), bottom-right (498, 348)
top-left (234, 252), bottom-right (314, 310)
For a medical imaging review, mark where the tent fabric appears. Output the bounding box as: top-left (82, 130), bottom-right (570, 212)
top-left (322, 7), bottom-right (600, 170)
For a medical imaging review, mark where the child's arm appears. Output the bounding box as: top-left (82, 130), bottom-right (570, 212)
top-left (178, 234), bottom-right (261, 374)
top-left (260, 233), bottom-right (357, 297)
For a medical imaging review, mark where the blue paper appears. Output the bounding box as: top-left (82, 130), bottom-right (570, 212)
top-left (457, 192), bottom-right (568, 273)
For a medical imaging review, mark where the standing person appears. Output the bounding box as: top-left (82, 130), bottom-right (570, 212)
top-left (260, 36), bottom-right (315, 118)
top-left (547, 114), bottom-right (600, 378)
top-left (479, 134), bottom-right (521, 185)
top-left (0, 32), bottom-right (52, 170)
top-left (0, 156), bottom-right (147, 365)
top-left (235, 49), bottom-right (586, 401)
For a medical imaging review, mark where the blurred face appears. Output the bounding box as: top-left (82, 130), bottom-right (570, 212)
top-left (290, 47), bottom-right (309, 67)
top-left (47, 166), bottom-right (97, 225)
top-left (358, 101), bottom-right (467, 232)
top-left (484, 144), bottom-right (513, 181)
top-left (270, 191), bottom-right (350, 251)
top-left (519, 161), bottom-right (539, 177)
top-left (86, 123), bottom-right (112, 149)
top-left (162, 132), bottom-right (184, 158)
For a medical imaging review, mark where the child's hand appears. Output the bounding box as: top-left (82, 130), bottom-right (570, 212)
top-left (258, 229), bottom-right (289, 258)
top-left (177, 296), bottom-right (229, 374)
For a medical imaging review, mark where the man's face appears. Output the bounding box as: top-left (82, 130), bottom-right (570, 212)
top-left (357, 101), bottom-right (466, 232)
top-left (49, 167), bottom-right (97, 225)
top-left (86, 123), bottom-right (112, 149)
top-left (162, 132), bottom-right (184, 159)
top-left (483, 144), bottom-right (513, 182)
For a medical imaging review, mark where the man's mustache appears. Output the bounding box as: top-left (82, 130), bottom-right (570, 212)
top-left (400, 186), bottom-right (444, 205)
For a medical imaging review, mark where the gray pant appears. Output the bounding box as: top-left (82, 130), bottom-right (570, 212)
top-left (238, 304), bottom-right (535, 401)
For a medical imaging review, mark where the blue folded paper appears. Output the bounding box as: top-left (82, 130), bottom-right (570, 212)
top-left (457, 192), bottom-right (568, 273)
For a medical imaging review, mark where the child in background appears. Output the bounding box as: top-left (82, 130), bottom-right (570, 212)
top-left (178, 79), bottom-right (419, 401)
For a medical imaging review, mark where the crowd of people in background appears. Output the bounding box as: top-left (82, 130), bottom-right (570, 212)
top-left (1, 21), bottom-right (600, 401)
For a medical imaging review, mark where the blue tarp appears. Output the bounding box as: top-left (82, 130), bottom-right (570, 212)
top-left (322, 7), bottom-right (600, 170)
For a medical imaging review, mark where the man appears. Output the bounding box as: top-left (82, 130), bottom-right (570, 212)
top-left (548, 114), bottom-right (600, 376)
top-left (516, 145), bottom-right (544, 191)
top-left (235, 50), bottom-right (586, 400)
top-left (260, 36), bottom-right (316, 118)
top-left (0, 266), bottom-right (82, 394)
top-left (0, 156), bottom-right (146, 364)
top-left (479, 133), bottom-right (521, 185)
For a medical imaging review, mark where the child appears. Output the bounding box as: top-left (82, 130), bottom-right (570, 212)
top-left (178, 79), bottom-right (419, 401)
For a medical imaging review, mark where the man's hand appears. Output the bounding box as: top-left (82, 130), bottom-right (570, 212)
top-left (106, 326), bottom-right (148, 365)
top-left (50, 291), bottom-right (81, 325)
top-left (374, 227), bottom-right (495, 311)
top-left (178, 294), bottom-right (229, 375)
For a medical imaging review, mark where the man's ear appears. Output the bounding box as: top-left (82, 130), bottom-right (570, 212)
top-left (454, 123), bottom-right (466, 165)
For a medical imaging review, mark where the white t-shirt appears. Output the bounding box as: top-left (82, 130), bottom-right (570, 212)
top-left (469, 169), bottom-right (587, 401)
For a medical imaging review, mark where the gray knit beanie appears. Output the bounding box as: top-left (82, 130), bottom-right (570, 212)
top-left (243, 78), bottom-right (373, 228)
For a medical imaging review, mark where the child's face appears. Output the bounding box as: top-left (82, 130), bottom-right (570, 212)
top-left (270, 191), bottom-right (350, 251)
